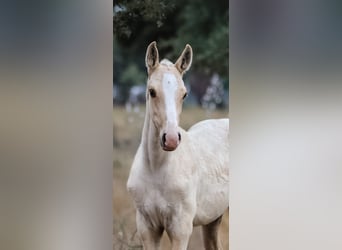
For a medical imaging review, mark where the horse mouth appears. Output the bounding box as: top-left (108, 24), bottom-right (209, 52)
top-left (162, 145), bottom-right (178, 151)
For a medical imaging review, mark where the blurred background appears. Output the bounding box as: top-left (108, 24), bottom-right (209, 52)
top-left (113, 0), bottom-right (229, 249)
top-left (113, 0), bottom-right (229, 110)
top-left (1, 1), bottom-right (342, 250)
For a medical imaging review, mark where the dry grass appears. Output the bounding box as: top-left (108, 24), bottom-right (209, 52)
top-left (113, 105), bottom-right (229, 250)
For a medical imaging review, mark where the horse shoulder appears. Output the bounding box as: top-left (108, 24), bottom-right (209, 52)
top-left (187, 118), bottom-right (229, 163)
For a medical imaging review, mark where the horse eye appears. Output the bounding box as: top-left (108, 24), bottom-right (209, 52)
top-left (182, 92), bottom-right (188, 100)
top-left (149, 89), bottom-right (156, 98)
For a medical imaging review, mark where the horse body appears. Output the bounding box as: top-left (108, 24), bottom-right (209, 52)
top-left (127, 41), bottom-right (229, 250)
top-left (189, 119), bottom-right (229, 226)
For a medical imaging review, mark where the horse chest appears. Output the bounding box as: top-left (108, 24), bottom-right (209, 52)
top-left (129, 168), bottom-right (193, 227)
top-left (136, 171), bottom-right (189, 205)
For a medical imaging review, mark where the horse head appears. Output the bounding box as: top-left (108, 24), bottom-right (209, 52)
top-left (145, 41), bottom-right (192, 151)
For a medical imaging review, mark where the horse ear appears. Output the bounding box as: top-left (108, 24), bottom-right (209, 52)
top-left (145, 41), bottom-right (159, 73)
top-left (175, 44), bottom-right (193, 75)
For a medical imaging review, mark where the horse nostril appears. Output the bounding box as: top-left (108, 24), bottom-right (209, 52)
top-left (162, 133), bottom-right (166, 145)
top-left (178, 132), bottom-right (181, 141)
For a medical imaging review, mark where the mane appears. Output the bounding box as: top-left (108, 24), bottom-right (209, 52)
top-left (160, 59), bottom-right (173, 66)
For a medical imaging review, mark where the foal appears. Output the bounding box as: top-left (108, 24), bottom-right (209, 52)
top-left (127, 41), bottom-right (229, 250)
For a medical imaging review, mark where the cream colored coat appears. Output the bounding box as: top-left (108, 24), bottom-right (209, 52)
top-left (127, 42), bottom-right (229, 250)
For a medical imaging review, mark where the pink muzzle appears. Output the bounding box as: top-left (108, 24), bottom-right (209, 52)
top-left (161, 130), bottom-right (181, 151)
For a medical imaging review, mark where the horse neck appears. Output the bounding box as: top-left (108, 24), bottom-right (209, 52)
top-left (141, 103), bottom-right (168, 169)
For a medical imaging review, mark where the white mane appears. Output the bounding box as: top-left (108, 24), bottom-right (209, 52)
top-left (160, 59), bottom-right (173, 66)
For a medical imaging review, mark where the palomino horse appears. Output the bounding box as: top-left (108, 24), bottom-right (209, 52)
top-left (127, 41), bottom-right (229, 250)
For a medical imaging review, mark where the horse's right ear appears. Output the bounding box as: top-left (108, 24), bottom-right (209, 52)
top-left (145, 41), bottom-right (159, 73)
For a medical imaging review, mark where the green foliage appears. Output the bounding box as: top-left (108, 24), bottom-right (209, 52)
top-left (114, 0), bottom-right (175, 40)
top-left (113, 0), bottom-right (229, 102)
top-left (118, 62), bottom-right (146, 102)
top-left (160, 0), bottom-right (228, 79)
top-left (119, 63), bottom-right (145, 86)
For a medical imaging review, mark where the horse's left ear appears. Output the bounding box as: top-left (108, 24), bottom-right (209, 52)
top-left (175, 44), bottom-right (193, 75)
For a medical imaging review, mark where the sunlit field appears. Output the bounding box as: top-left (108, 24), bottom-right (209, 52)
top-left (113, 105), bottom-right (229, 250)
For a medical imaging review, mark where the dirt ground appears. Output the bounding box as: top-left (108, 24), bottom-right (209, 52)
top-left (113, 105), bottom-right (229, 250)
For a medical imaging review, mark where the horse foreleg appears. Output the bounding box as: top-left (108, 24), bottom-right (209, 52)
top-left (166, 218), bottom-right (193, 250)
top-left (202, 215), bottom-right (223, 250)
top-left (136, 212), bottom-right (163, 250)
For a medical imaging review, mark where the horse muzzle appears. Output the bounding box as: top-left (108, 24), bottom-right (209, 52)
top-left (161, 131), bottom-right (181, 151)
